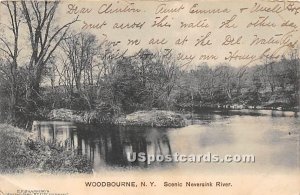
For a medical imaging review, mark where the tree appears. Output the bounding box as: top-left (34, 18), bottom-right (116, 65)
top-left (20, 1), bottom-right (78, 105)
top-left (152, 49), bottom-right (180, 109)
top-left (60, 32), bottom-right (100, 110)
top-left (0, 2), bottom-right (20, 123)
top-left (132, 49), bottom-right (180, 109)
top-left (0, 1), bottom-right (78, 124)
top-left (214, 64), bottom-right (236, 104)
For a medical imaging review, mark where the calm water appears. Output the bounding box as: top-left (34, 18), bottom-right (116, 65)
top-left (33, 110), bottom-right (300, 173)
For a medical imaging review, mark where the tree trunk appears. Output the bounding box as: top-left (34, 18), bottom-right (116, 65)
top-left (8, 85), bottom-right (17, 124)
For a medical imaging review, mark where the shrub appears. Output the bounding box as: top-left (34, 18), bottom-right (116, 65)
top-left (0, 124), bottom-right (92, 174)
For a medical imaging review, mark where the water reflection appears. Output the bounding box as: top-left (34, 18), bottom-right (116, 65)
top-left (33, 111), bottom-right (300, 173)
top-left (34, 122), bottom-right (173, 170)
top-left (33, 121), bottom-right (78, 148)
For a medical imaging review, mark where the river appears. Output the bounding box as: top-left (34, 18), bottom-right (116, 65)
top-left (33, 110), bottom-right (300, 174)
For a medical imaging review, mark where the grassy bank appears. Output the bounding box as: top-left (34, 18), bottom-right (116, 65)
top-left (116, 110), bottom-right (186, 127)
top-left (48, 109), bottom-right (186, 127)
top-left (0, 124), bottom-right (92, 174)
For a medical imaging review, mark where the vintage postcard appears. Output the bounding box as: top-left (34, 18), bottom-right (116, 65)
top-left (0, 0), bottom-right (299, 194)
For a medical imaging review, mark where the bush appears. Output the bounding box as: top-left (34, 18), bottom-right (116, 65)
top-left (0, 124), bottom-right (29, 173)
top-left (0, 124), bottom-right (92, 174)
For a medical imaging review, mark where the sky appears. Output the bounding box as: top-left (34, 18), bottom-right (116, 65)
top-left (57, 0), bottom-right (300, 67)
top-left (1, 0), bottom-right (300, 69)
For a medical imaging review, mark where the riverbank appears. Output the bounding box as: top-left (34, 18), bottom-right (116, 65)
top-left (116, 110), bottom-right (186, 127)
top-left (46, 107), bottom-right (300, 127)
top-left (48, 109), bottom-right (99, 124)
top-left (48, 109), bottom-right (186, 127)
top-left (0, 124), bottom-right (92, 174)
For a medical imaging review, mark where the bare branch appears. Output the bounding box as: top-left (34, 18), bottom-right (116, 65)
top-left (0, 37), bottom-right (14, 58)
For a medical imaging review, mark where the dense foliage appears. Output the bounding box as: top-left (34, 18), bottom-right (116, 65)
top-left (0, 1), bottom-right (299, 125)
top-left (0, 124), bottom-right (92, 173)
top-left (0, 47), bottom-right (299, 125)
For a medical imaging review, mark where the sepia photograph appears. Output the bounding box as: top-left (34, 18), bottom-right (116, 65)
top-left (0, 0), bottom-right (299, 194)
